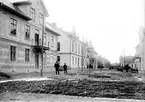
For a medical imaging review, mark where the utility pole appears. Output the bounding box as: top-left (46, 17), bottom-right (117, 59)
top-left (123, 48), bottom-right (125, 67)
top-left (144, 0), bottom-right (145, 27)
top-left (81, 45), bottom-right (84, 72)
top-left (0, 3), bottom-right (2, 35)
top-left (41, 14), bottom-right (45, 77)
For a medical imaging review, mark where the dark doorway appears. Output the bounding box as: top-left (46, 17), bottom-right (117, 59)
top-left (57, 56), bottom-right (60, 62)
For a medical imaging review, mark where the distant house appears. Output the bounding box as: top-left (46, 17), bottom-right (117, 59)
top-left (119, 56), bottom-right (137, 69)
top-left (87, 41), bottom-right (98, 69)
top-left (0, 0), bottom-right (49, 73)
top-left (81, 41), bottom-right (89, 69)
top-left (135, 27), bottom-right (145, 72)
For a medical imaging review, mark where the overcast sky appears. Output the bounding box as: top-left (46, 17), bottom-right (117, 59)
top-left (44, 0), bottom-right (144, 63)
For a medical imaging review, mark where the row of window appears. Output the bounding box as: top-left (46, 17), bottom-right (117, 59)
top-left (10, 18), bottom-right (55, 48)
top-left (72, 41), bottom-right (81, 55)
top-left (10, 8), bottom-right (43, 36)
top-left (30, 7), bottom-right (43, 24)
top-left (72, 56), bottom-right (81, 66)
top-left (10, 18), bottom-right (32, 40)
top-left (10, 46), bottom-right (30, 62)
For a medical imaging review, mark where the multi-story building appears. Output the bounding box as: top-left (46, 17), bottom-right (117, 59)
top-left (50, 24), bottom-right (88, 69)
top-left (70, 34), bottom-right (83, 69)
top-left (0, 0), bottom-right (52, 73)
top-left (44, 23), bottom-right (60, 71)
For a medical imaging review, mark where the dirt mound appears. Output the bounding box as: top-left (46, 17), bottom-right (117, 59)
top-left (0, 72), bottom-right (11, 80)
top-left (0, 79), bottom-right (145, 100)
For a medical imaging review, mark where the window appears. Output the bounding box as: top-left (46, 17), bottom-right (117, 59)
top-left (57, 42), bottom-right (60, 51)
top-left (25, 49), bottom-right (30, 62)
top-left (78, 58), bottom-right (79, 66)
top-left (50, 36), bottom-right (54, 47)
top-left (43, 33), bottom-right (46, 45)
top-left (30, 8), bottom-right (35, 20)
top-left (10, 46), bottom-right (16, 61)
top-left (72, 56), bottom-right (74, 65)
top-left (10, 18), bottom-right (17, 35)
top-left (25, 25), bottom-right (30, 39)
top-left (72, 41), bottom-right (74, 52)
top-left (48, 42), bottom-right (49, 47)
top-left (78, 44), bottom-right (80, 54)
top-left (75, 57), bottom-right (77, 65)
top-left (57, 56), bottom-right (60, 61)
top-left (35, 29), bottom-right (39, 45)
top-left (39, 13), bottom-right (43, 24)
top-left (75, 43), bottom-right (77, 53)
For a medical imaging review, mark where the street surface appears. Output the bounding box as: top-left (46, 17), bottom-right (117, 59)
top-left (0, 68), bottom-right (145, 102)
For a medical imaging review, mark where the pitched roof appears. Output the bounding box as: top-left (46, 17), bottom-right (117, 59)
top-left (0, 0), bottom-right (31, 20)
top-left (39, 0), bottom-right (49, 17)
top-left (45, 23), bottom-right (60, 36)
top-left (13, 0), bottom-right (49, 17)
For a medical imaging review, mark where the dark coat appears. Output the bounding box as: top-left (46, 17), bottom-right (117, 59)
top-left (63, 65), bottom-right (67, 70)
top-left (54, 63), bottom-right (60, 69)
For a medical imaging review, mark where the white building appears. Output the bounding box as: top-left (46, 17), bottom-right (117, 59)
top-left (50, 24), bottom-right (88, 69)
top-left (59, 31), bottom-right (83, 68)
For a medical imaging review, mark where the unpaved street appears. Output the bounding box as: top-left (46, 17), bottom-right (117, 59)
top-left (0, 69), bottom-right (145, 102)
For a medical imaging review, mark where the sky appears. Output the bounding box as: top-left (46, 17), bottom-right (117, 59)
top-left (43, 0), bottom-right (144, 63)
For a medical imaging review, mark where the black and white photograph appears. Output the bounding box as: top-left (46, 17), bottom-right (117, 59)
top-left (0, 0), bottom-right (144, 102)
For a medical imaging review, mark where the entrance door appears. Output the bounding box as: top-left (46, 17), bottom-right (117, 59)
top-left (35, 53), bottom-right (39, 69)
top-left (78, 58), bottom-right (79, 68)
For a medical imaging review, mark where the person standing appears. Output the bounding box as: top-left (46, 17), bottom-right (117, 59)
top-left (54, 61), bottom-right (60, 75)
top-left (63, 63), bottom-right (67, 74)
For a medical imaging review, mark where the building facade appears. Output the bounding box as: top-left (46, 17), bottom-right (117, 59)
top-left (135, 27), bottom-right (145, 72)
top-left (81, 41), bottom-right (89, 69)
top-left (50, 25), bottom-right (89, 69)
top-left (59, 31), bottom-right (84, 68)
top-left (44, 23), bottom-right (60, 72)
top-left (119, 56), bottom-right (136, 69)
top-left (0, 0), bottom-right (56, 73)
top-left (87, 42), bottom-right (98, 69)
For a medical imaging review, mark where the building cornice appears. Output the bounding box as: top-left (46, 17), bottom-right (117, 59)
top-left (58, 52), bottom-right (84, 57)
top-left (0, 36), bottom-right (32, 47)
top-left (13, 1), bottom-right (32, 6)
